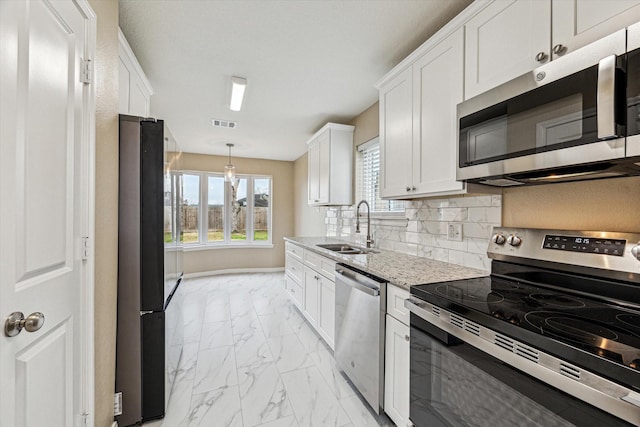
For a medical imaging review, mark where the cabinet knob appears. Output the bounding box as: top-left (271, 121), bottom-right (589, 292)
top-left (404, 334), bottom-right (410, 341)
top-left (552, 44), bottom-right (567, 56)
top-left (411, 186), bottom-right (416, 191)
top-left (406, 186), bottom-right (411, 192)
top-left (535, 51), bottom-right (548, 62)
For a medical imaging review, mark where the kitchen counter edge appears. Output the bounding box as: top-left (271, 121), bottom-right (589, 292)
top-left (284, 236), bottom-right (489, 291)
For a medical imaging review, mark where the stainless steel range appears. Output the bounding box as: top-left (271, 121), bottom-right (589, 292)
top-left (406, 227), bottom-right (640, 426)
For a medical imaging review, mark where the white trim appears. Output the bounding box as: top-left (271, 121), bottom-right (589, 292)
top-left (76, 0), bottom-right (96, 425)
top-left (182, 243), bottom-right (274, 251)
top-left (117, 28), bottom-right (154, 95)
top-left (183, 267), bottom-right (285, 279)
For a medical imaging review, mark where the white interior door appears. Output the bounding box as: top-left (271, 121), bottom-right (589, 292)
top-left (0, 1), bottom-right (94, 426)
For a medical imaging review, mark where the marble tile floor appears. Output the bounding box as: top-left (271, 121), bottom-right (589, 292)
top-left (145, 272), bottom-right (393, 427)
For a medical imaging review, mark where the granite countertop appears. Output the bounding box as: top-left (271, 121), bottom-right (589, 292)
top-left (284, 236), bottom-right (489, 291)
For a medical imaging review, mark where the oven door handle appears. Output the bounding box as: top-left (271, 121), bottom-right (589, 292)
top-left (404, 297), bottom-right (432, 321)
top-left (597, 54), bottom-right (619, 139)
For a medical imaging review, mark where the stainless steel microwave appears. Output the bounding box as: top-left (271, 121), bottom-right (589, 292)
top-left (456, 26), bottom-right (640, 187)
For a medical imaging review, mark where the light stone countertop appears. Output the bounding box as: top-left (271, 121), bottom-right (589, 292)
top-left (284, 236), bottom-right (489, 291)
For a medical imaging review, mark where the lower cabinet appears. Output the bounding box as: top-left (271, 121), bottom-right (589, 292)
top-left (317, 275), bottom-right (335, 349)
top-left (385, 285), bottom-right (410, 426)
top-left (284, 242), bottom-right (335, 350)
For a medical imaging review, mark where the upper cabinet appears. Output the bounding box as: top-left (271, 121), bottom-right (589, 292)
top-left (465, 0), bottom-right (640, 100)
top-left (307, 123), bottom-right (354, 206)
top-left (119, 28), bottom-right (153, 117)
top-left (379, 28), bottom-right (466, 199)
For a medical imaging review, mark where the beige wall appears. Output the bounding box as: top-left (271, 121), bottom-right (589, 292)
top-left (502, 176), bottom-right (640, 232)
top-left (88, 0), bottom-right (119, 426)
top-left (293, 152), bottom-right (326, 236)
top-left (178, 153), bottom-right (294, 274)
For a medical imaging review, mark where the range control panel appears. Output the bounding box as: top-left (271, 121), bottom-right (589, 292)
top-left (543, 235), bottom-right (626, 257)
top-left (487, 227), bottom-right (640, 275)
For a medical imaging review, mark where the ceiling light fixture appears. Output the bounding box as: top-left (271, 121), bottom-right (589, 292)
top-left (229, 76), bottom-right (247, 111)
top-left (224, 143), bottom-right (236, 182)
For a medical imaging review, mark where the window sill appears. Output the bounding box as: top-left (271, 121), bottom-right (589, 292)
top-left (182, 242), bottom-right (274, 252)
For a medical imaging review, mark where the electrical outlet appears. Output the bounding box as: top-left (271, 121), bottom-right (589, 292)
top-left (114, 392), bottom-right (122, 416)
top-left (447, 223), bottom-right (463, 241)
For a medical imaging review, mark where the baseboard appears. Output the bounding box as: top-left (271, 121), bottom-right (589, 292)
top-left (183, 267), bottom-right (285, 279)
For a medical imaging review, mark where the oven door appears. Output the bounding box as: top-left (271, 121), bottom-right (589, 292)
top-left (457, 29), bottom-right (626, 186)
top-left (408, 312), bottom-right (632, 427)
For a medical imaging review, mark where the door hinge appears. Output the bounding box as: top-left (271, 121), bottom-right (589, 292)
top-left (81, 236), bottom-right (90, 261)
top-left (81, 59), bottom-right (93, 84)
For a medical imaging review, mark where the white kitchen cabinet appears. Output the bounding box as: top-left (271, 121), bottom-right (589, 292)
top-left (379, 29), bottom-right (467, 199)
top-left (412, 27), bottom-right (465, 195)
top-left (119, 28), bottom-right (153, 116)
top-left (464, 0), bottom-right (550, 100)
top-left (465, 0), bottom-right (640, 100)
top-left (307, 123), bottom-right (354, 206)
top-left (379, 67), bottom-right (414, 199)
top-left (384, 313), bottom-right (410, 427)
top-left (303, 266), bottom-right (320, 327)
top-left (284, 272), bottom-right (303, 310)
top-left (317, 275), bottom-right (335, 349)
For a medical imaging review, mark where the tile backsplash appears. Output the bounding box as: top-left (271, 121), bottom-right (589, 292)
top-left (325, 194), bottom-right (502, 271)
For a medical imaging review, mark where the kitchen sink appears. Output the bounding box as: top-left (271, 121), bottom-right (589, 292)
top-left (316, 243), bottom-right (377, 255)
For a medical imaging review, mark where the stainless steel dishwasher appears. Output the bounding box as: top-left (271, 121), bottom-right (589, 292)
top-left (334, 263), bottom-right (387, 415)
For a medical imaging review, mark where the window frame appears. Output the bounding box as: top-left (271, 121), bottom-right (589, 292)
top-left (356, 137), bottom-right (405, 219)
top-left (178, 170), bottom-right (273, 249)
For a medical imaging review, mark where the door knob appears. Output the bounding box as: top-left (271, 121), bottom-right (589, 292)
top-left (4, 311), bottom-right (45, 337)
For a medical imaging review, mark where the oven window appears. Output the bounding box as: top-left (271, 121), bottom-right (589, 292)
top-left (459, 66), bottom-right (599, 167)
top-left (409, 323), bottom-right (632, 427)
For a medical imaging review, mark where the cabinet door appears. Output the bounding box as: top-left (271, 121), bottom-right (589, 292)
top-left (307, 139), bottom-right (320, 204)
top-left (317, 276), bottom-right (335, 350)
top-left (465, 0), bottom-right (551, 99)
top-left (303, 267), bottom-right (319, 327)
top-left (552, 0), bottom-right (640, 59)
top-left (318, 131), bottom-right (330, 204)
top-left (384, 315), bottom-right (410, 427)
top-left (412, 28), bottom-right (465, 196)
top-left (379, 66), bottom-right (414, 198)
top-left (284, 273), bottom-right (303, 310)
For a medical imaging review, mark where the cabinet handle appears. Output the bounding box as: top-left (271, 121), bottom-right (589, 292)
top-left (405, 334), bottom-right (410, 341)
top-left (411, 186), bottom-right (416, 191)
top-left (552, 44), bottom-right (566, 56)
top-left (406, 186), bottom-right (411, 192)
top-left (535, 51), bottom-right (548, 62)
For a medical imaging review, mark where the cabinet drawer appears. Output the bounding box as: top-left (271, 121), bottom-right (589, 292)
top-left (285, 255), bottom-right (304, 283)
top-left (285, 241), bottom-right (304, 260)
top-left (284, 272), bottom-right (303, 309)
top-left (304, 250), bottom-right (336, 279)
top-left (387, 284), bottom-right (410, 326)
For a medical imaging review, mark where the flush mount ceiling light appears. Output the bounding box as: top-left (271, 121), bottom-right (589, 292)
top-left (229, 76), bottom-right (247, 111)
top-left (224, 143), bottom-right (236, 182)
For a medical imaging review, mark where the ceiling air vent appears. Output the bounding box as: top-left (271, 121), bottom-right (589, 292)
top-left (211, 119), bottom-right (237, 129)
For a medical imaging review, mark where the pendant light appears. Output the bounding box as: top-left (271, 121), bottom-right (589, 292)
top-left (224, 143), bottom-right (236, 182)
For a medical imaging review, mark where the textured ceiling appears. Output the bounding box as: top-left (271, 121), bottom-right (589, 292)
top-left (119, 0), bottom-right (472, 161)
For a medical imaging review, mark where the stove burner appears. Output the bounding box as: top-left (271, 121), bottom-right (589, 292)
top-left (525, 311), bottom-right (620, 346)
top-left (617, 314), bottom-right (640, 331)
top-left (435, 284), bottom-right (504, 304)
top-left (529, 293), bottom-right (585, 308)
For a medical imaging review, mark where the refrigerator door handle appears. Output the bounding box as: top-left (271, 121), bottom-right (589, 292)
top-left (140, 310), bottom-right (154, 316)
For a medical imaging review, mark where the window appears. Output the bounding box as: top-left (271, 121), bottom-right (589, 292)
top-left (179, 171), bottom-right (272, 246)
top-left (357, 137), bottom-right (404, 215)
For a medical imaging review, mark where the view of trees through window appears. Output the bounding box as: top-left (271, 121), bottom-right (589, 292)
top-left (174, 172), bottom-right (271, 245)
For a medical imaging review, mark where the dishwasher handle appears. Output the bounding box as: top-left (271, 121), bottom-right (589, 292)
top-left (335, 268), bottom-right (380, 297)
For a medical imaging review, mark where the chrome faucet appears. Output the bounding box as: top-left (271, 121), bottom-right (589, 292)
top-left (355, 200), bottom-right (374, 248)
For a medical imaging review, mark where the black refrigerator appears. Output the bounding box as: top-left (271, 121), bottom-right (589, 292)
top-left (116, 115), bottom-right (184, 426)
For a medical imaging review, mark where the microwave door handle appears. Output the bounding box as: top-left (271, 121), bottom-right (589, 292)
top-left (597, 55), bottom-right (617, 139)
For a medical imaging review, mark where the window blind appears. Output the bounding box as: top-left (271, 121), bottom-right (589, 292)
top-left (357, 139), bottom-right (404, 213)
